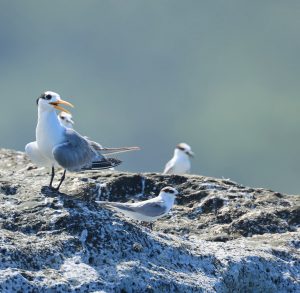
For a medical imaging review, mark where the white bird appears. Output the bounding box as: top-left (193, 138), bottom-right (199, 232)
top-left (163, 143), bottom-right (194, 174)
top-left (25, 91), bottom-right (139, 191)
top-left (96, 186), bottom-right (178, 224)
top-left (58, 112), bottom-right (74, 128)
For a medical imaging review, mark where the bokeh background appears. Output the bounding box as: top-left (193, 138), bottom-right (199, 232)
top-left (0, 1), bottom-right (300, 194)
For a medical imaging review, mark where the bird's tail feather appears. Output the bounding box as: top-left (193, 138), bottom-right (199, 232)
top-left (95, 201), bottom-right (119, 211)
top-left (96, 146), bottom-right (140, 156)
top-left (96, 201), bottom-right (132, 211)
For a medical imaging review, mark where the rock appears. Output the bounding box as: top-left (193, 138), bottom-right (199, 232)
top-left (132, 243), bottom-right (143, 253)
top-left (0, 148), bottom-right (299, 292)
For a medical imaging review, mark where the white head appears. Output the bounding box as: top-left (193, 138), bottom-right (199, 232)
top-left (36, 91), bottom-right (74, 114)
top-left (58, 112), bottom-right (74, 128)
top-left (159, 186), bottom-right (178, 202)
top-left (174, 143), bottom-right (194, 158)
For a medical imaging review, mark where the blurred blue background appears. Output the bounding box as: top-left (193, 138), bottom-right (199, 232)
top-left (0, 1), bottom-right (300, 194)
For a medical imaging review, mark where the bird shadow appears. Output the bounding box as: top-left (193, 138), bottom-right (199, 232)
top-left (41, 186), bottom-right (69, 198)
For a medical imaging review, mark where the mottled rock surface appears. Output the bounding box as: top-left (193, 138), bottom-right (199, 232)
top-left (0, 148), bottom-right (299, 292)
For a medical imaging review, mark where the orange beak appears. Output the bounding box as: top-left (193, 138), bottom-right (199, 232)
top-left (50, 99), bottom-right (74, 114)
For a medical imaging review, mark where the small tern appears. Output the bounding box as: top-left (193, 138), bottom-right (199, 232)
top-left (96, 186), bottom-right (178, 226)
top-left (163, 143), bottom-right (194, 174)
top-left (57, 111), bottom-right (137, 157)
top-left (25, 91), bottom-right (139, 191)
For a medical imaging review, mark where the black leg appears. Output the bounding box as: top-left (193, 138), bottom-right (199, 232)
top-left (49, 166), bottom-right (55, 188)
top-left (55, 170), bottom-right (66, 191)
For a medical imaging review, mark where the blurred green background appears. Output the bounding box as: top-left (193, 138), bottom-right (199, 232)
top-left (0, 1), bottom-right (300, 194)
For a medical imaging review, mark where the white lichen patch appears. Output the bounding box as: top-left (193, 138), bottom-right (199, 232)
top-left (60, 256), bottom-right (99, 287)
top-left (0, 149), bottom-right (299, 292)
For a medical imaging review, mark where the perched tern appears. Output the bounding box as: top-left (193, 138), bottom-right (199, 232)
top-left (96, 186), bottom-right (178, 226)
top-left (57, 111), bottom-right (138, 157)
top-left (163, 143), bottom-right (194, 174)
top-left (25, 91), bottom-right (139, 191)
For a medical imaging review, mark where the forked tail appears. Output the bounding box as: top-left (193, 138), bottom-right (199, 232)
top-left (95, 146), bottom-right (141, 156)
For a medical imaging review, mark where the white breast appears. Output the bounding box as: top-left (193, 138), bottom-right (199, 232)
top-left (172, 156), bottom-right (191, 174)
top-left (25, 141), bottom-right (53, 167)
top-left (36, 111), bottom-right (65, 162)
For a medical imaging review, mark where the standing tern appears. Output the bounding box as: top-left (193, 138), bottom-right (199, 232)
top-left (96, 186), bottom-right (178, 226)
top-left (163, 143), bottom-right (194, 174)
top-left (26, 91), bottom-right (139, 191)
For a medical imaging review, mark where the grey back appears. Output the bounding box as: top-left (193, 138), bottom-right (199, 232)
top-left (53, 128), bottom-right (105, 171)
top-left (113, 201), bottom-right (167, 217)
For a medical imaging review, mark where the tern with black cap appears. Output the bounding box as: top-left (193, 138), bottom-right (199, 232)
top-left (96, 186), bottom-right (178, 225)
top-left (163, 143), bottom-right (194, 174)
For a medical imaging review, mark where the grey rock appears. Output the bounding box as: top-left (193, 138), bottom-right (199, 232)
top-left (0, 148), bottom-right (299, 292)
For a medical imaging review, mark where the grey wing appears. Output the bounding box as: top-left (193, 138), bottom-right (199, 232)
top-left (89, 141), bottom-right (140, 156)
top-left (163, 159), bottom-right (174, 174)
top-left (97, 200), bottom-right (167, 217)
top-left (134, 201), bottom-right (167, 217)
top-left (53, 129), bottom-right (106, 171)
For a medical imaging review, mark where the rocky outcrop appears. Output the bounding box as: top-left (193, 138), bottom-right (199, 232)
top-left (0, 148), bottom-right (299, 292)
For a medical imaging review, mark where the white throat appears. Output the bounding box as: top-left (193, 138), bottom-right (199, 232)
top-left (160, 193), bottom-right (175, 209)
top-left (174, 149), bottom-right (189, 160)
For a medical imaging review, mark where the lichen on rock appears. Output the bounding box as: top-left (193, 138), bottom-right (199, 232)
top-left (0, 148), bottom-right (299, 292)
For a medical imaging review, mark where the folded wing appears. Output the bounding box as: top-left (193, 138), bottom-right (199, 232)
top-left (53, 128), bottom-right (120, 171)
top-left (97, 200), bottom-right (167, 217)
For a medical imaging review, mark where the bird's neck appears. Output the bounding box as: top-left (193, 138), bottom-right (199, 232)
top-left (65, 122), bottom-right (74, 129)
top-left (37, 108), bottom-right (60, 127)
top-left (160, 194), bottom-right (175, 207)
top-left (36, 108), bottom-right (65, 140)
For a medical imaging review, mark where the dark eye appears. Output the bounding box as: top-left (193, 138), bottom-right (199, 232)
top-left (45, 94), bottom-right (52, 100)
top-left (163, 187), bottom-right (175, 193)
top-left (61, 117), bottom-right (65, 120)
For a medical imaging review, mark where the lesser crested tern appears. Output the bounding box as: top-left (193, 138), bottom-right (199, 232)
top-left (26, 91), bottom-right (139, 191)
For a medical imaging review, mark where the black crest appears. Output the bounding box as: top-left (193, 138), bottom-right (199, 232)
top-left (176, 144), bottom-right (186, 151)
top-left (36, 92), bottom-right (52, 105)
top-left (162, 187), bottom-right (176, 194)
